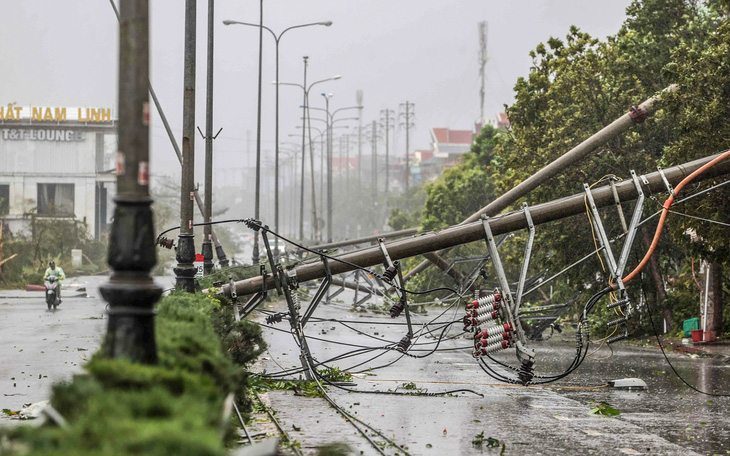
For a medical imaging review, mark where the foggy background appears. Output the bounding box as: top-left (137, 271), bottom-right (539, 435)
top-left (0, 0), bottom-right (631, 185)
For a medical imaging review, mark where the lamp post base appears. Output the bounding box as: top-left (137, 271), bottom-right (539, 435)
top-left (100, 272), bottom-right (161, 364)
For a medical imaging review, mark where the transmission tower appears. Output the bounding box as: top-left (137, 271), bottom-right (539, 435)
top-left (399, 101), bottom-right (415, 191)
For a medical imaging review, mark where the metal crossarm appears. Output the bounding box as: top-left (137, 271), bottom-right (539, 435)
top-left (514, 203), bottom-right (535, 314)
top-left (301, 256), bottom-right (332, 327)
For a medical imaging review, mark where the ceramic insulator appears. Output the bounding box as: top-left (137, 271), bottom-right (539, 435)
top-left (476, 332), bottom-right (511, 346)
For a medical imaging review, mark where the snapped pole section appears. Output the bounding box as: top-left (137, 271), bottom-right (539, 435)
top-left (218, 152), bottom-right (730, 297)
top-left (101, 0), bottom-right (161, 363)
top-left (402, 85), bottom-right (678, 283)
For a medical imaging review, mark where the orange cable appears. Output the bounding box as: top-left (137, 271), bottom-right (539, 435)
top-left (616, 150), bottom-right (730, 289)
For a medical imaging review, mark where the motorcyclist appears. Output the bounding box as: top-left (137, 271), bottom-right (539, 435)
top-left (43, 261), bottom-right (65, 303)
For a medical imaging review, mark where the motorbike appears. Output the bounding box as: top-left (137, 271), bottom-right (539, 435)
top-left (45, 276), bottom-right (60, 310)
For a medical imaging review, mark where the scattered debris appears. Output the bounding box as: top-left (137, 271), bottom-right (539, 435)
top-left (588, 402), bottom-right (621, 417)
top-left (472, 432), bottom-right (505, 453)
top-left (607, 378), bottom-right (647, 390)
top-left (18, 401), bottom-right (49, 419)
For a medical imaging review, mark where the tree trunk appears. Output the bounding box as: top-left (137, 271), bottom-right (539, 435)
top-left (641, 227), bottom-right (672, 332)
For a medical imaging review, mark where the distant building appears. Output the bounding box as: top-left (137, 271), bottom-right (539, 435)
top-left (0, 104), bottom-right (116, 239)
top-left (404, 112), bottom-right (509, 184)
top-left (430, 127), bottom-right (476, 158)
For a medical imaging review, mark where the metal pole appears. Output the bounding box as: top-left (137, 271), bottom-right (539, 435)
top-left (339, 136), bottom-right (345, 180)
top-left (175, 0), bottom-right (197, 292)
top-left (345, 134), bottom-right (350, 194)
top-left (402, 86), bottom-right (678, 282)
top-left (252, 0), bottom-right (264, 264)
top-left (273, 34), bottom-right (280, 257)
top-left (219, 152), bottom-right (730, 296)
top-left (319, 133), bottom-right (324, 239)
top-left (371, 120), bottom-right (377, 196)
top-left (403, 102), bottom-right (413, 191)
top-left (306, 91), bottom-right (318, 240)
top-left (382, 110), bottom-right (391, 194)
top-left (201, 0), bottom-right (215, 275)
top-left (303, 227), bottom-right (418, 251)
top-left (324, 95), bottom-right (333, 242)
top-left (109, 0), bottom-right (229, 268)
top-left (299, 57), bottom-right (308, 241)
top-left (101, 0), bottom-right (161, 362)
top-left (356, 90), bottom-right (363, 196)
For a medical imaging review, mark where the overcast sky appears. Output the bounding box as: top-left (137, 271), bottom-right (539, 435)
top-left (0, 0), bottom-right (633, 181)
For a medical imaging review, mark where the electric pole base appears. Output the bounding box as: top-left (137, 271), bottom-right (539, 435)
top-left (175, 234), bottom-right (197, 292)
top-left (215, 244), bottom-right (230, 268)
top-left (201, 241), bottom-right (214, 275)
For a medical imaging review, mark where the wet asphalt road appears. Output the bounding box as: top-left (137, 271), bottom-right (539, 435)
top-left (0, 277), bottom-right (108, 416)
top-left (2, 279), bottom-right (728, 455)
top-left (252, 290), bottom-right (730, 456)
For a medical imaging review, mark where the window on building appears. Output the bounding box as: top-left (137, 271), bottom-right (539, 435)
top-left (0, 185), bottom-right (8, 215)
top-left (37, 184), bottom-right (75, 216)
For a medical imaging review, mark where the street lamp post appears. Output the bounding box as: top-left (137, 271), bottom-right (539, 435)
top-left (310, 101), bottom-right (362, 242)
top-left (276, 74), bottom-right (340, 241)
top-left (101, 0), bottom-right (161, 363)
top-left (297, 124), bottom-right (348, 240)
top-left (223, 18), bottom-right (331, 258)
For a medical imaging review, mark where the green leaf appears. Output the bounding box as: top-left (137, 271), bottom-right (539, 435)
top-left (588, 401), bottom-right (620, 416)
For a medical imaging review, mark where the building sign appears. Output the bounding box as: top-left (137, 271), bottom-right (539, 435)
top-left (1, 129), bottom-right (85, 142)
top-left (0, 105), bottom-right (114, 123)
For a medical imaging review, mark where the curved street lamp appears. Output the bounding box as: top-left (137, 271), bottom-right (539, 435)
top-left (310, 98), bottom-right (363, 241)
top-left (274, 73), bottom-right (340, 240)
top-left (223, 17), bottom-right (331, 257)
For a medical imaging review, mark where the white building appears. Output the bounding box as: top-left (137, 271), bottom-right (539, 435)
top-left (0, 105), bottom-right (116, 239)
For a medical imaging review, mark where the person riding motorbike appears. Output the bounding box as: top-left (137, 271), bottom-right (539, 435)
top-left (43, 261), bottom-right (65, 303)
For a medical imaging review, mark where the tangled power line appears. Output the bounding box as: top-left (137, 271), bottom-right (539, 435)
top-left (158, 151), bottom-right (730, 451)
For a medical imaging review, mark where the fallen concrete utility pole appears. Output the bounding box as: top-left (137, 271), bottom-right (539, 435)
top-left (401, 85), bottom-right (677, 283)
top-left (303, 227), bottom-right (419, 252)
top-left (330, 277), bottom-right (383, 296)
top-left (109, 0), bottom-right (229, 267)
top-left (219, 151), bottom-right (730, 297)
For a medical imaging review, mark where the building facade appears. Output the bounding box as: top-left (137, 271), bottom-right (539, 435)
top-left (0, 105), bottom-right (116, 239)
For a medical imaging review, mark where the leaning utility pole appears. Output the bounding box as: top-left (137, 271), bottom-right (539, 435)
top-left (401, 85), bottom-right (679, 283)
top-left (101, 0), bottom-right (161, 362)
top-left (218, 152), bottom-right (730, 297)
top-left (175, 0), bottom-right (197, 292)
top-left (399, 101), bottom-right (415, 191)
top-left (201, 0), bottom-right (217, 275)
top-left (380, 109), bottom-right (394, 194)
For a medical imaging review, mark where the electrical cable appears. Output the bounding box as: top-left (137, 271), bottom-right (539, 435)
top-left (617, 149), bottom-right (730, 289)
top-left (300, 356), bottom-right (409, 456)
top-left (645, 286), bottom-right (730, 397)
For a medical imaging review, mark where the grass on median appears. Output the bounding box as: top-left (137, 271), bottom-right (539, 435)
top-left (0, 290), bottom-right (267, 456)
